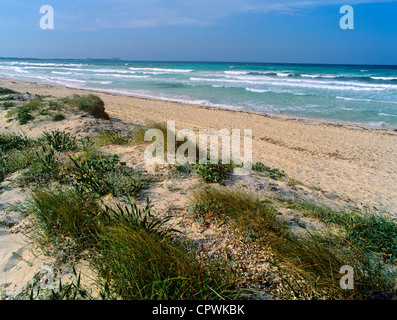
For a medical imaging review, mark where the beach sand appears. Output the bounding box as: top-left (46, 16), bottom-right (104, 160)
top-left (1, 77), bottom-right (397, 216)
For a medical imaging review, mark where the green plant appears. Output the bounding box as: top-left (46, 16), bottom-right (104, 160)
top-left (97, 130), bottom-right (129, 145)
top-left (95, 224), bottom-right (238, 300)
top-left (131, 122), bottom-right (167, 145)
top-left (167, 163), bottom-right (195, 179)
top-left (69, 156), bottom-right (116, 196)
top-left (101, 196), bottom-right (176, 238)
top-left (52, 113), bottom-right (65, 121)
top-left (2, 101), bottom-right (15, 109)
top-left (252, 162), bottom-right (285, 180)
top-left (191, 186), bottom-right (282, 240)
top-left (197, 160), bottom-right (233, 183)
top-left (15, 105), bottom-right (34, 125)
top-left (105, 166), bottom-right (148, 197)
top-left (30, 187), bottom-right (100, 248)
top-left (285, 200), bottom-right (397, 261)
top-left (33, 145), bottom-right (64, 183)
top-left (272, 229), bottom-right (396, 300)
top-left (0, 87), bottom-right (18, 95)
top-left (0, 132), bottom-right (31, 153)
top-left (62, 95), bottom-right (109, 120)
top-left (0, 96), bottom-right (15, 101)
top-left (43, 129), bottom-right (77, 152)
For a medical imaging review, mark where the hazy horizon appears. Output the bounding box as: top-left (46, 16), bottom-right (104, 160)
top-left (1, 57), bottom-right (397, 67)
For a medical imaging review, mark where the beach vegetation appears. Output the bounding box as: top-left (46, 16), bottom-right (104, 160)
top-left (0, 87), bottom-right (18, 95)
top-left (43, 129), bottom-right (78, 152)
top-left (191, 186), bottom-right (397, 299)
top-left (252, 162), bottom-right (286, 180)
top-left (30, 186), bottom-right (101, 248)
top-left (95, 223), bottom-right (238, 300)
top-left (96, 129), bottom-right (129, 145)
top-left (1, 101), bottom-right (16, 109)
top-left (282, 199), bottom-right (397, 261)
top-left (167, 163), bottom-right (196, 179)
top-left (61, 94), bottom-right (110, 120)
top-left (196, 160), bottom-right (234, 183)
top-left (51, 113), bottom-right (65, 121)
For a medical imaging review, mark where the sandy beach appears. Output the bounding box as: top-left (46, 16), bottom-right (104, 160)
top-left (2, 77), bottom-right (396, 216)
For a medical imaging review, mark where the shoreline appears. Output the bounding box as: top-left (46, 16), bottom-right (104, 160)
top-left (1, 77), bottom-right (397, 215)
top-left (1, 77), bottom-right (397, 133)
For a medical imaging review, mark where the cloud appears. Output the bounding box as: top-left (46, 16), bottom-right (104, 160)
top-left (22, 0), bottom-right (396, 30)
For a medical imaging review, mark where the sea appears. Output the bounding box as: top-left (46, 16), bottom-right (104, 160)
top-left (1, 58), bottom-right (397, 127)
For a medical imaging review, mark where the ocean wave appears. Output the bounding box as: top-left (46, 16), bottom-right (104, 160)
top-left (336, 96), bottom-right (373, 102)
top-left (190, 77), bottom-right (388, 91)
top-left (51, 71), bottom-right (73, 75)
top-left (245, 88), bottom-right (269, 93)
top-left (8, 62), bottom-right (87, 67)
top-left (371, 76), bottom-right (397, 81)
top-left (378, 112), bottom-right (397, 117)
top-left (224, 70), bottom-right (250, 75)
top-left (110, 74), bottom-right (150, 79)
top-left (128, 67), bottom-right (193, 73)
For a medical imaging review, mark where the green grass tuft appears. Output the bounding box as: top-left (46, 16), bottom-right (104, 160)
top-left (61, 95), bottom-right (110, 120)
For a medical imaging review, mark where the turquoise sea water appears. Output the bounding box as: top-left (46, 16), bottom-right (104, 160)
top-left (1, 58), bottom-right (397, 127)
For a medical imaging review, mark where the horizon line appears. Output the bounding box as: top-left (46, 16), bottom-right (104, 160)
top-left (1, 56), bottom-right (396, 67)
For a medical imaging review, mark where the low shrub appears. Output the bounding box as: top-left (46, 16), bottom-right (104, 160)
top-left (43, 130), bottom-right (77, 152)
top-left (2, 101), bottom-right (15, 109)
top-left (197, 160), bottom-right (233, 183)
top-left (62, 95), bottom-right (109, 120)
top-left (0, 132), bottom-right (32, 153)
top-left (52, 113), bottom-right (65, 121)
top-left (252, 162), bottom-right (285, 180)
top-left (0, 87), bottom-right (18, 95)
top-left (97, 130), bottom-right (129, 145)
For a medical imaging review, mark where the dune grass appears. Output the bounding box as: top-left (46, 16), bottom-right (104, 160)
top-left (0, 87), bottom-right (18, 95)
top-left (96, 129), bottom-right (129, 146)
top-left (191, 186), bottom-right (283, 241)
top-left (252, 162), bottom-right (286, 180)
top-left (0, 133), bottom-right (36, 183)
top-left (190, 186), bottom-right (397, 300)
top-left (282, 199), bottom-right (397, 262)
top-left (96, 224), bottom-right (239, 300)
top-left (60, 94), bottom-right (110, 120)
top-left (28, 183), bottom-right (239, 300)
top-left (30, 187), bottom-right (101, 249)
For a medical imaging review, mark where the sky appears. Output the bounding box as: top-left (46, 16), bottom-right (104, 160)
top-left (0, 0), bottom-right (396, 64)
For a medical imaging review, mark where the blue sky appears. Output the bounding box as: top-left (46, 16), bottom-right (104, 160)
top-left (0, 0), bottom-right (396, 64)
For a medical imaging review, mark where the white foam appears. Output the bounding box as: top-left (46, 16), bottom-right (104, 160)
top-left (336, 96), bottom-right (373, 102)
top-left (128, 67), bottom-right (193, 73)
top-left (190, 77), bottom-right (388, 91)
top-left (245, 88), bottom-right (269, 93)
top-left (371, 76), bottom-right (397, 81)
top-left (51, 71), bottom-right (72, 75)
top-left (8, 62), bottom-right (87, 67)
top-left (378, 112), bottom-right (397, 117)
top-left (224, 70), bottom-right (250, 75)
top-left (110, 74), bottom-right (150, 79)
